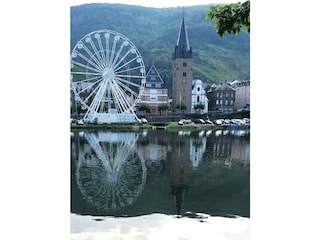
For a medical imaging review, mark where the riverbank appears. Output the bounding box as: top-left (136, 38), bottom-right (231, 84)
top-left (70, 122), bottom-right (223, 131)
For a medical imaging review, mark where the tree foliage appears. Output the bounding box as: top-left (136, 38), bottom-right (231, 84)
top-left (206, 0), bottom-right (250, 37)
top-left (176, 102), bottom-right (187, 111)
top-left (138, 103), bottom-right (151, 113)
top-left (158, 103), bottom-right (169, 111)
top-left (194, 102), bottom-right (205, 110)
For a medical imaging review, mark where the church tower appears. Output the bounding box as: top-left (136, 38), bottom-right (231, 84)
top-left (172, 16), bottom-right (193, 113)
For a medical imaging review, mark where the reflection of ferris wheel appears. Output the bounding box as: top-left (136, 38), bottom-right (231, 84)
top-left (70, 30), bottom-right (146, 123)
top-left (75, 132), bottom-right (147, 211)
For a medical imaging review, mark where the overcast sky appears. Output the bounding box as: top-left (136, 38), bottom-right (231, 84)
top-left (69, 0), bottom-right (246, 8)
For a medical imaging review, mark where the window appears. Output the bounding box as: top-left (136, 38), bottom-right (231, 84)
top-left (226, 93), bottom-right (228, 97)
top-left (183, 72), bottom-right (186, 77)
top-left (216, 100), bottom-right (219, 105)
top-left (225, 100), bottom-right (228, 105)
top-left (197, 87), bottom-right (200, 92)
top-left (183, 62), bottom-right (187, 67)
top-left (197, 96), bottom-right (200, 102)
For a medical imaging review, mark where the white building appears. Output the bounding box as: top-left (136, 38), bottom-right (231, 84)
top-left (191, 79), bottom-right (208, 114)
top-left (139, 64), bottom-right (168, 114)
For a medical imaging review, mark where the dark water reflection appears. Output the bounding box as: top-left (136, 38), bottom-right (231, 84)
top-left (71, 128), bottom-right (250, 219)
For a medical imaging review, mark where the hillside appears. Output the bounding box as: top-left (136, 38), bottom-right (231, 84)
top-left (70, 3), bottom-right (250, 92)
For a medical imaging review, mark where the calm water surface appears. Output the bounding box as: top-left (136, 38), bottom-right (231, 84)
top-left (70, 128), bottom-right (250, 239)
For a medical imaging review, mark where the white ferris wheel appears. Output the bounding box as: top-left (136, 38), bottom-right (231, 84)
top-left (70, 30), bottom-right (146, 123)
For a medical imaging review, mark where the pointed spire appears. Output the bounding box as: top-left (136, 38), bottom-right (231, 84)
top-left (173, 15), bottom-right (192, 59)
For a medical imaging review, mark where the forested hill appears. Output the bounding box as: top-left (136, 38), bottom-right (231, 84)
top-left (70, 3), bottom-right (250, 89)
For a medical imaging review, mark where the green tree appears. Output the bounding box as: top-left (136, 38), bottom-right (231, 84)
top-left (194, 102), bottom-right (205, 113)
top-left (206, 0), bottom-right (250, 37)
top-left (138, 103), bottom-right (151, 113)
top-left (158, 103), bottom-right (169, 111)
top-left (176, 102), bottom-right (187, 111)
top-left (158, 103), bottom-right (169, 115)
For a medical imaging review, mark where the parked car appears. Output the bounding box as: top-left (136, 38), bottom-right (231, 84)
top-left (194, 118), bottom-right (206, 124)
top-left (205, 119), bottom-right (213, 124)
top-left (178, 120), bottom-right (184, 125)
top-left (184, 119), bottom-right (193, 124)
top-left (214, 119), bottom-right (223, 125)
top-left (140, 118), bottom-right (148, 123)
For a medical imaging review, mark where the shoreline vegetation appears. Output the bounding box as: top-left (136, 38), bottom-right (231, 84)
top-left (70, 122), bottom-right (243, 131)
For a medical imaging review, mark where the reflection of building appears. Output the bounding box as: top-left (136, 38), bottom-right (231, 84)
top-left (208, 129), bottom-right (250, 168)
top-left (231, 137), bottom-right (250, 166)
top-left (137, 131), bottom-right (170, 176)
top-left (189, 133), bottom-right (207, 168)
top-left (212, 134), bottom-right (232, 159)
top-left (170, 134), bottom-right (189, 215)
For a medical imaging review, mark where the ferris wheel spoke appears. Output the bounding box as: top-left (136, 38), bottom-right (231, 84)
top-left (104, 33), bottom-right (110, 65)
top-left (96, 33), bottom-right (107, 66)
top-left (81, 42), bottom-right (105, 71)
top-left (115, 65), bottom-right (142, 74)
top-left (116, 80), bottom-right (139, 98)
top-left (71, 71), bottom-right (101, 76)
top-left (116, 74), bottom-right (145, 79)
top-left (114, 147), bottom-right (132, 172)
top-left (113, 55), bottom-right (138, 72)
top-left (111, 40), bottom-right (127, 67)
top-left (110, 82), bottom-right (131, 112)
top-left (82, 82), bottom-right (103, 102)
top-left (117, 81), bottom-right (140, 96)
top-left (89, 36), bottom-right (106, 69)
top-left (109, 35), bottom-right (120, 66)
top-left (72, 50), bottom-right (104, 72)
top-left (71, 59), bottom-right (101, 74)
top-left (117, 181), bottom-right (134, 198)
top-left (85, 83), bottom-right (108, 119)
top-left (74, 77), bottom-right (102, 95)
top-left (117, 76), bottom-right (143, 89)
top-left (71, 75), bottom-right (102, 85)
top-left (112, 48), bottom-right (132, 70)
top-left (110, 87), bottom-right (128, 113)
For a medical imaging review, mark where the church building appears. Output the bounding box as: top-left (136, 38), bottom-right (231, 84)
top-left (172, 16), bottom-right (193, 113)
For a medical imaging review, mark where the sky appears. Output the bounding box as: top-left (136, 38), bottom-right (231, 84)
top-left (69, 0), bottom-right (246, 8)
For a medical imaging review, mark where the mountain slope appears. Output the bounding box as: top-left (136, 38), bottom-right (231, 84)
top-left (70, 3), bottom-right (250, 91)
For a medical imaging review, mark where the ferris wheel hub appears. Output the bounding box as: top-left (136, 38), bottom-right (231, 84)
top-left (103, 67), bottom-right (115, 81)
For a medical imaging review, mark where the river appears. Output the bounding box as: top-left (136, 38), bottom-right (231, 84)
top-left (70, 127), bottom-right (250, 239)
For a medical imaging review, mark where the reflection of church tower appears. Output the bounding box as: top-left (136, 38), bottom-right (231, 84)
top-left (170, 133), bottom-right (189, 215)
top-left (172, 15), bottom-right (193, 113)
